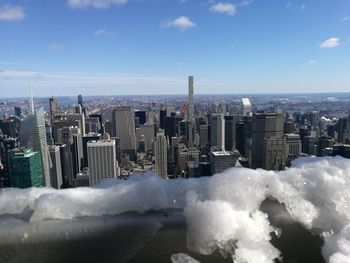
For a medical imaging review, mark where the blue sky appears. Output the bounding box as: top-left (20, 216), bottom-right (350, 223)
top-left (0, 0), bottom-right (349, 97)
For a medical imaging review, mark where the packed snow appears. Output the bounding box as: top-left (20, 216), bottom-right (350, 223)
top-left (1, 156), bottom-right (350, 263)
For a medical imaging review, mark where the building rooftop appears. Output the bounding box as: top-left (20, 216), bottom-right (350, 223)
top-left (241, 97), bottom-right (251, 106)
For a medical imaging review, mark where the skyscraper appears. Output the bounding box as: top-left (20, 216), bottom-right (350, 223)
top-left (188, 76), bottom-right (194, 122)
top-left (57, 126), bottom-right (83, 186)
top-left (135, 111), bottom-right (147, 126)
top-left (199, 124), bottom-right (209, 147)
top-left (112, 106), bottom-right (136, 159)
top-left (251, 111), bottom-right (284, 169)
top-left (78, 94), bottom-right (83, 108)
top-left (8, 147), bottom-right (42, 188)
top-left (14, 107), bottom-right (22, 118)
top-left (49, 96), bottom-right (58, 126)
top-left (87, 140), bottom-right (117, 186)
top-left (53, 113), bottom-right (86, 139)
top-left (241, 98), bottom-right (252, 116)
top-left (154, 131), bottom-right (168, 178)
top-left (49, 145), bottom-right (63, 189)
top-left (20, 108), bottom-right (51, 186)
top-left (139, 124), bottom-right (155, 153)
top-left (263, 137), bottom-right (287, 171)
top-left (210, 114), bottom-right (225, 150)
top-left (0, 137), bottom-right (19, 188)
top-left (29, 84), bottom-right (34, 115)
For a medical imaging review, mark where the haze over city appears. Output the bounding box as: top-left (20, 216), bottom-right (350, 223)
top-left (1, 0), bottom-right (350, 96)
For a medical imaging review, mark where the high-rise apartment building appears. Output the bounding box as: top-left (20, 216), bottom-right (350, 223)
top-left (20, 108), bottom-right (51, 186)
top-left (87, 140), bottom-right (118, 186)
top-left (154, 131), bottom-right (168, 178)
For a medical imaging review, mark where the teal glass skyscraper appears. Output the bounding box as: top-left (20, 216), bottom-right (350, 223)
top-left (8, 148), bottom-right (42, 188)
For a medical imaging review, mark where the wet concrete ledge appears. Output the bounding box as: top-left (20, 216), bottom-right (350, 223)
top-left (0, 199), bottom-right (325, 263)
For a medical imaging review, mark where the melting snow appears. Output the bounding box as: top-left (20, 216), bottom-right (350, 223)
top-left (1, 156), bottom-right (350, 263)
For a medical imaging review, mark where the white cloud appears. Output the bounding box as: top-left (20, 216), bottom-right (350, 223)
top-left (308, 60), bottom-right (316, 64)
top-left (239, 0), bottom-right (253, 7)
top-left (320, 37), bottom-right (340, 48)
top-left (48, 43), bottom-right (64, 52)
top-left (342, 16), bottom-right (350, 22)
top-left (0, 70), bottom-right (47, 78)
top-left (94, 29), bottom-right (113, 36)
top-left (0, 5), bottom-right (25, 21)
top-left (67, 0), bottom-right (127, 9)
top-left (165, 16), bottom-right (196, 30)
top-left (209, 3), bottom-right (236, 16)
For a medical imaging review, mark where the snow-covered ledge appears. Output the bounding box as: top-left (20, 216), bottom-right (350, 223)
top-left (1, 157), bottom-right (349, 263)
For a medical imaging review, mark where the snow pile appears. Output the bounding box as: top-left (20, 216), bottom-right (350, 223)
top-left (1, 156), bottom-right (350, 263)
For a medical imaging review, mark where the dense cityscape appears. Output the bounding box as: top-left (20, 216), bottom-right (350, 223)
top-left (1, 77), bottom-right (350, 189)
top-left (2, 0), bottom-right (350, 262)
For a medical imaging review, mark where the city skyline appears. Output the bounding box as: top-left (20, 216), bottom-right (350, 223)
top-left (1, 0), bottom-right (350, 96)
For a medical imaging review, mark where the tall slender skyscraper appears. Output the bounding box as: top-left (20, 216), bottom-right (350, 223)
top-left (49, 96), bottom-right (57, 127)
top-left (154, 131), bottom-right (168, 178)
top-left (20, 108), bottom-right (52, 186)
top-left (87, 140), bottom-right (117, 186)
top-left (188, 76), bottom-right (194, 122)
top-left (112, 106), bottom-right (136, 159)
top-left (188, 76), bottom-right (194, 147)
top-left (29, 84), bottom-right (34, 115)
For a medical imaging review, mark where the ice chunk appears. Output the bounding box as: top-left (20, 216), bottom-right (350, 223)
top-left (323, 224), bottom-right (350, 263)
top-left (171, 253), bottom-right (200, 263)
top-left (184, 192), bottom-right (280, 263)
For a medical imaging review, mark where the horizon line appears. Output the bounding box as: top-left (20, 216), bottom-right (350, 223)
top-left (1, 91), bottom-right (350, 99)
